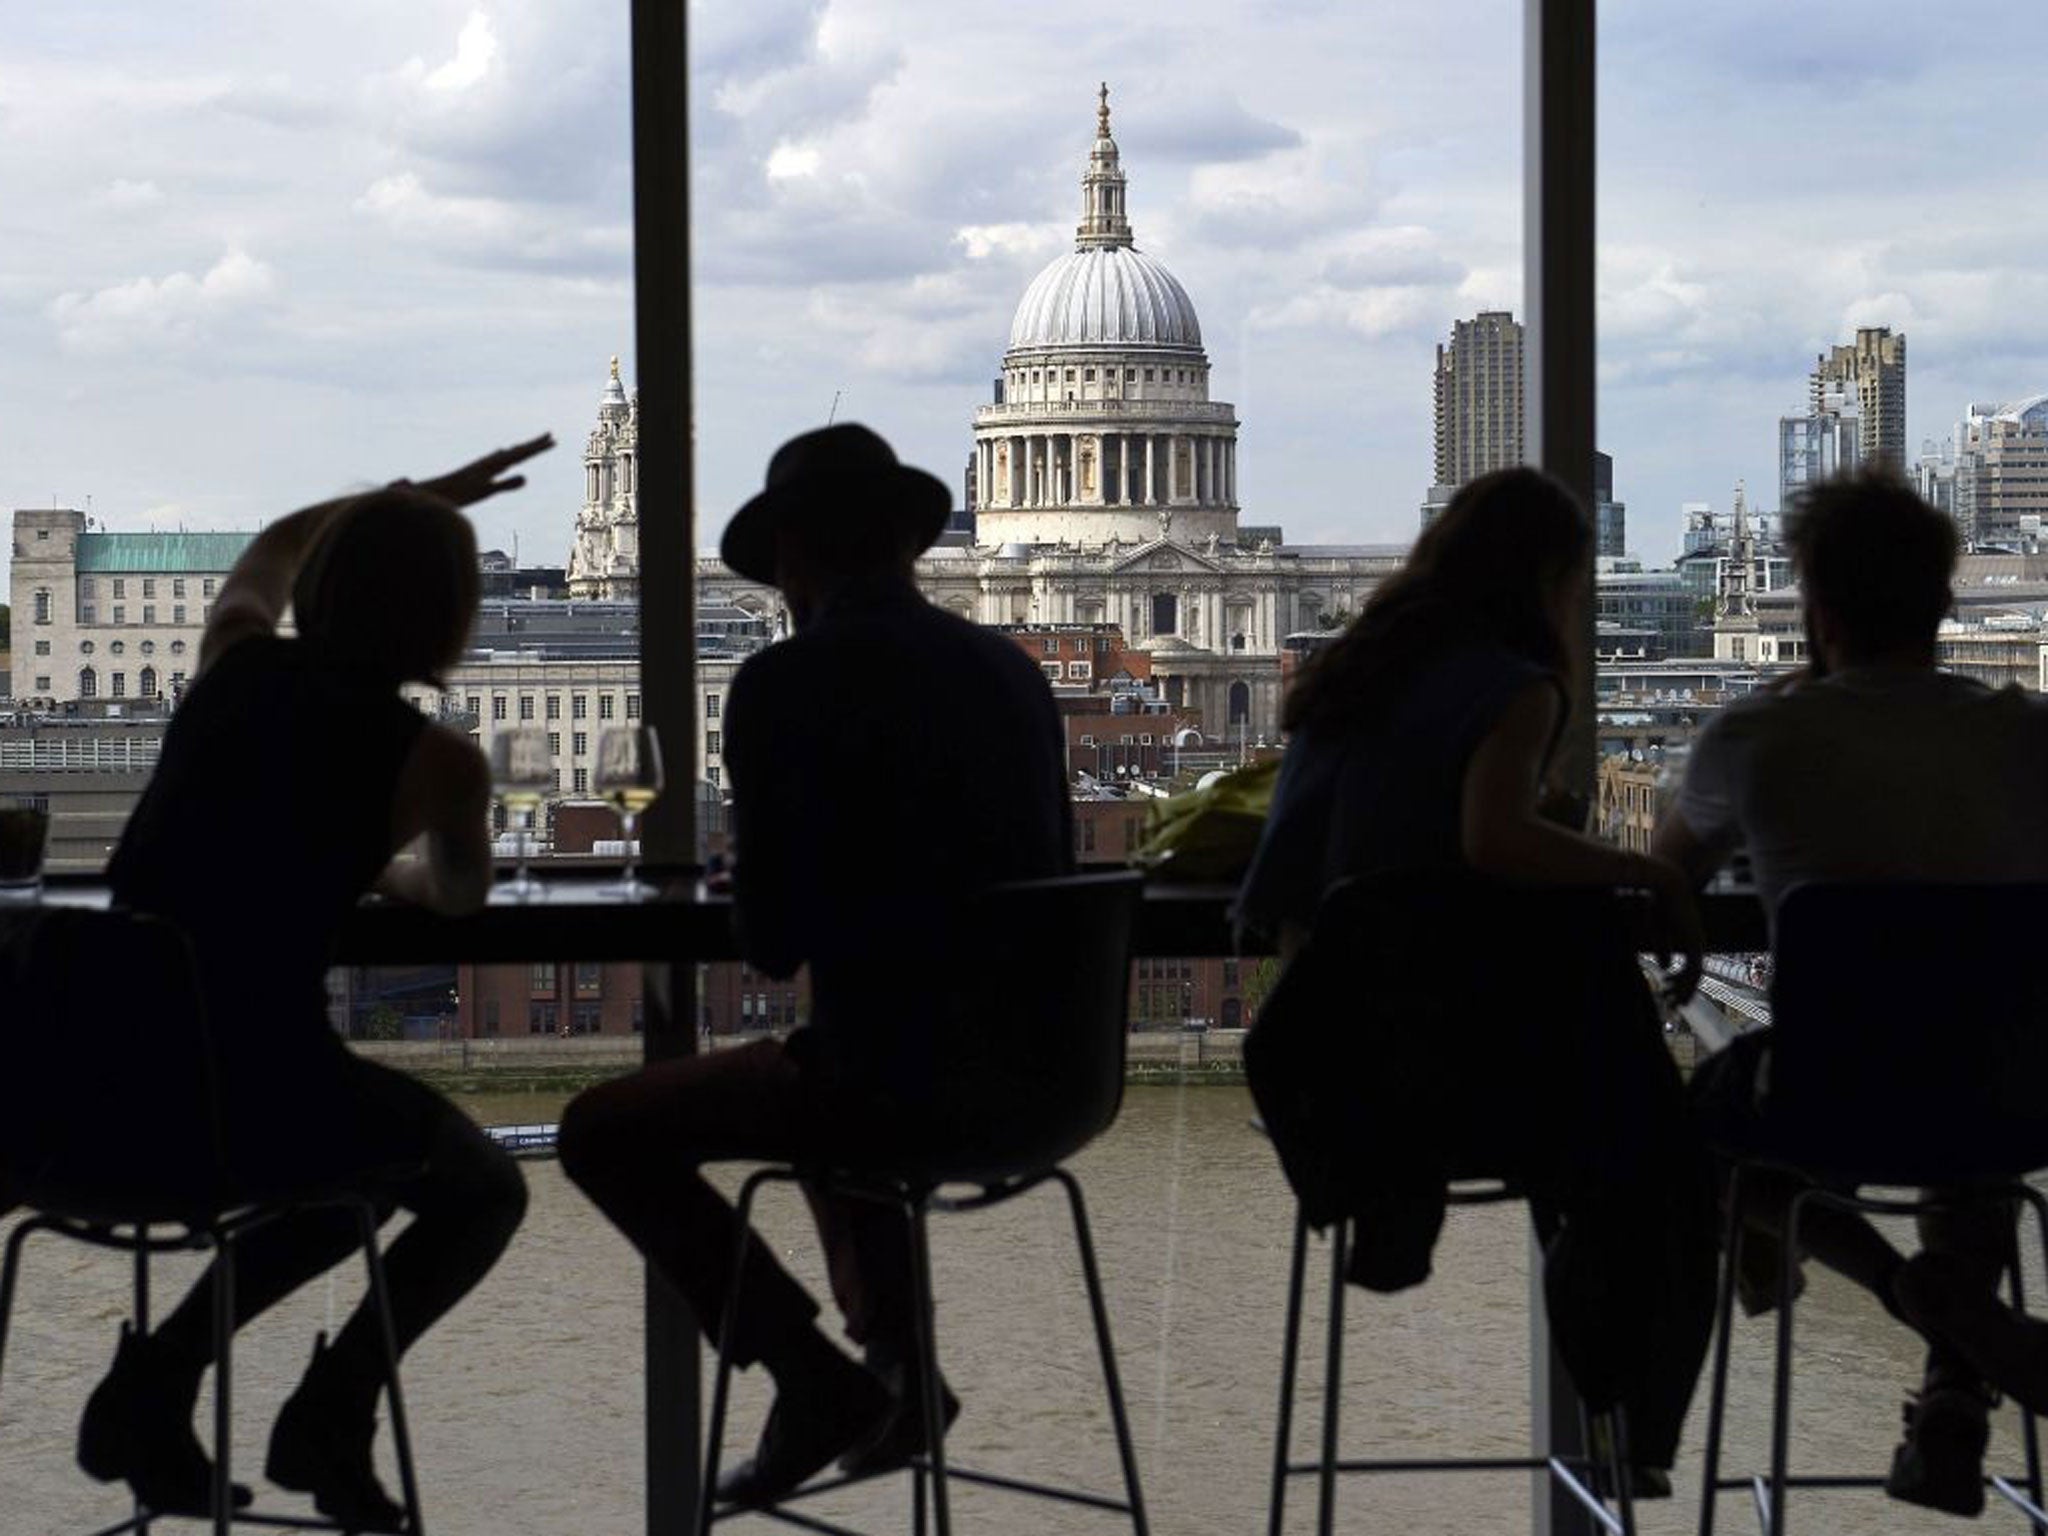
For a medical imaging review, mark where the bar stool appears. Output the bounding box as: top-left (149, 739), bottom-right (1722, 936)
top-left (696, 872), bottom-right (1149, 1536)
top-left (1696, 883), bottom-right (2048, 1536)
top-left (1264, 1179), bottom-right (1638, 1536)
top-left (0, 909), bottom-right (426, 1536)
top-left (1698, 1177), bottom-right (2048, 1536)
top-left (1247, 870), bottom-right (1682, 1536)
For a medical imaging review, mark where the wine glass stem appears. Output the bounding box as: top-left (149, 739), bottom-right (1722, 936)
top-left (621, 811), bottom-right (639, 893)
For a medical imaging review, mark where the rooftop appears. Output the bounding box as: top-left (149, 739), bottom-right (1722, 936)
top-left (75, 532), bottom-right (252, 574)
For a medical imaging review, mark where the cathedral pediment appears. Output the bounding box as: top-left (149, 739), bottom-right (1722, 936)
top-left (1105, 537), bottom-right (1228, 576)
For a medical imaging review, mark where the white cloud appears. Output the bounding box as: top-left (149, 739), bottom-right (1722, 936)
top-left (6, 0), bottom-right (2048, 563)
top-left (953, 223), bottom-right (1062, 262)
top-left (99, 178), bottom-right (165, 210)
top-left (48, 249), bottom-right (277, 354)
top-left (765, 142), bottom-right (823, 182)
top-left (1318, 228), bottom-right (1465, 290)
top-left (420, 11), bottom-right (499, 94)
top-left (355, 170), bottom-right (514, 241)
top-left (1842, 291), bottom-right (1918, 336)
top-left (1248, 284), bottom-right (1443, 342)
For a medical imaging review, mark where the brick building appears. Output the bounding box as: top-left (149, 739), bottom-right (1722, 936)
top-left (457, 959), bottom-right (644, 1037)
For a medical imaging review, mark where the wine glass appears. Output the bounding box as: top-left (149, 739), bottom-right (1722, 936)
top-left (489, 728), bottom-right (554, 901)
top-left (594, 726), bottom-right (664, 900)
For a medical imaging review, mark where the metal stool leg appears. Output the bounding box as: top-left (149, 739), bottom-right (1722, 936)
top-left (906, 1198), bottom-right (951, 1536)
top-left (697, 1169), bottom-right (775, 1536)
top-left (1697, 1166), bottom-right (1747, 1536)
top-left (357, 1203), bottom-right (425, 1536)
top-left (1766, 1187), bottom-right (1811, 1536)
top-left (1605, 1406), bottom-right (1639, 1536)
top-left (2016, 1186), bottom-right (2048, 1536)
top-left (134, 1227), bottom-right (154, 1536)
top-left (0, 1218), bottom-right (45, 1425)
top-left (1054, 1167), bottom-right (1150, 1535)
top-left (1268, 1207), bottom-right (1309, 1536)
top-left (210, 1229), bottom-right (235, 1536)
top-left (1317, 1220), bottom-right (1348, 1536)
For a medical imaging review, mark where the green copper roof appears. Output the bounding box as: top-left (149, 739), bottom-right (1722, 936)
top-left (75, 532), bottom-right (252, 573)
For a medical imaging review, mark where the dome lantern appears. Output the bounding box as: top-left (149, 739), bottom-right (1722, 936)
top-left (1007, 87), bottom-right (1202, 352)
top-left (1077, 82), bottom-right (1132, 251)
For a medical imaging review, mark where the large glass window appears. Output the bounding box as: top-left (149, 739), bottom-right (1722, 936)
top-left (1596, 2), bottom-right (2048, 1489)
top-left (3, 4), bottom-right (636, 881)
top-left (19, 6), bottom-right (1970, 1535)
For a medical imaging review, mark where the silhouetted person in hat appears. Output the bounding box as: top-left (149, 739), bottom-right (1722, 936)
top-left (90, 438), bottom-right (550, 1524)
top-left (560, 423), bottom-right (1073, 1506)
top-left (1656, 471), bottom-right (2048, 1516)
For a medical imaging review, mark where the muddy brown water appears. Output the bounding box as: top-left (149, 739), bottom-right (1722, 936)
top-left (2, 1085), bottom-right (2032, 1534)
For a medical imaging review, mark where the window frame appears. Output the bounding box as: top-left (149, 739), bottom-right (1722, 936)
top-left (527, 6), bottom-right (1601, 1529)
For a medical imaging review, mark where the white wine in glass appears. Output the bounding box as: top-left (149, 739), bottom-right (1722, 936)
top-left (594, 726), bottom-right (664, 900)
top-left (489, 728), bottom-right (554, 901)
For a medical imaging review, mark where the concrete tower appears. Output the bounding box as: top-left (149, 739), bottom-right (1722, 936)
top-left (1810, 326), bottom-right (1906, 473)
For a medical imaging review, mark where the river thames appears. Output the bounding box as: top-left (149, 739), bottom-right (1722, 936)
top-left (1, 1084), bottom-right (2032, 1534)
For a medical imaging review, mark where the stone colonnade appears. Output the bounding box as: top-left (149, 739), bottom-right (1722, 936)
top-left (1008, 581), bottom-right (1284, 654)
top-left (978, 432), bottom-right (1236, 510)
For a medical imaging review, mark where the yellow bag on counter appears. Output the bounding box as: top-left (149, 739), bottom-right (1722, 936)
top-left (1131, 758), bottom-right (1281, 883)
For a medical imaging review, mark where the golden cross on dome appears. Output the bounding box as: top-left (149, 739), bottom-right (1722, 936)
top-left (609, 354), bottom-right (621, 381)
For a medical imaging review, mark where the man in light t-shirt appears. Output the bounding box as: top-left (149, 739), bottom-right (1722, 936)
top-left (1654, 472), bottom-right (2048, 1517)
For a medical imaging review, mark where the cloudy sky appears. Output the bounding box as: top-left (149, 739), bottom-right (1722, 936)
top-left (4, 1), bottom-right (2045, 579)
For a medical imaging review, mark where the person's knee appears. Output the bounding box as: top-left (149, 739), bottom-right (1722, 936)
top-left (557, 1081), bottom-right (633, 1194)
top-left (474, 1142), bottom-right (528, 1243)
top-left (414, 1124), bottom-right (528, 1250)
top-left (300, 1202), bottom-right (372, 1265)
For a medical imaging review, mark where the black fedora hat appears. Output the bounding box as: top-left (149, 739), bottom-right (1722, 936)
top-left (720, 422), bottom-right (952, 584)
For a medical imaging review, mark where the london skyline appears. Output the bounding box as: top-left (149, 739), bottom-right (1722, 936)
top-left (4, 2), bottom-right (2046, 571)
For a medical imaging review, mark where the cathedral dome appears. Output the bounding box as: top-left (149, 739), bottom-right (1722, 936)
top-left (1009, 247), bottom-right (1202, 351)
top-left (1006, 84), bottom-right (1202, 354)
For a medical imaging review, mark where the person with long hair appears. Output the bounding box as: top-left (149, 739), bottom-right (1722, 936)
top-left (84, 439), bottom-right (550, 1526)
top-left (1238, 466), bottom-right (1714, 1489)
top-left (1245, 466), bottom-right (1700, 953)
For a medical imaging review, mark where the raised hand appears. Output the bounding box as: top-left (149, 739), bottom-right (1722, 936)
top-left (412, 434), bottom-right (556, 509)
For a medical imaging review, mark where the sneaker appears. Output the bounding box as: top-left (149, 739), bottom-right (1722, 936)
top-left (1885, 1385), bottom-right (1991, 1518)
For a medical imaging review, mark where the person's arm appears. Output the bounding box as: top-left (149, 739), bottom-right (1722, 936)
top-left (376, 724), bottom-right (494, 914)
top-left (1650, 707), bottom-right (1744, 890)
top-left (1464, 681), bottom-right (1664, 884)
top-left (198, 494), bottom-right (358, 675)
top-left (1463, 678), bottom-right (1703, 1001)
top-left (1651, 813), bottom-right (1724, 893)
top-left (197, 435), bottom-right (554, 677)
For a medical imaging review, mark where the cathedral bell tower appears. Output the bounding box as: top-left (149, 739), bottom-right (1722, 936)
top-left (567, 356), bottom-right (641, 600)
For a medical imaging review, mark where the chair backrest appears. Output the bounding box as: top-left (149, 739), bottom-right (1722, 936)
top-left (0, 908), bottom-right (225, 1219)
top-left (1247, 868), bottom-right (1651, 1226)
top-left (892, 870), bottom-right (1143, 1184)
top-left (1770, 882), bottom-right (2048, 1182)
